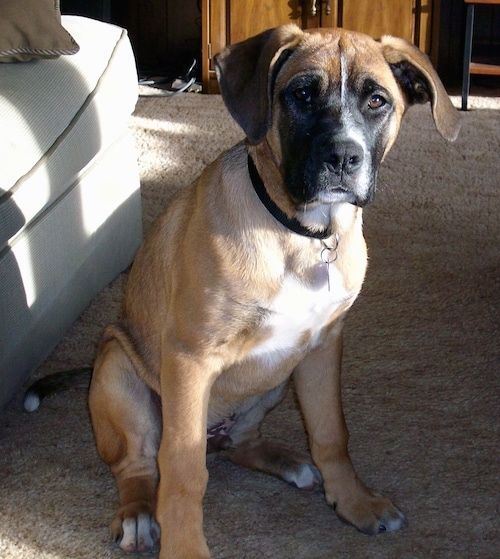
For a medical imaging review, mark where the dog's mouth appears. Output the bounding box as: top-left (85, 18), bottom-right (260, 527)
top-left (302, 187), bottom-right (370, 208)
top-left (288, 158), bottom-right (376, 210)
top-left (318, 160), bottom-right (376, 207)
top-left (320, 188), bottom-right (358, 205)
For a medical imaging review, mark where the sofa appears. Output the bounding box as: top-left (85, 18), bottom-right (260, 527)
top-left (0, 6), bottom-right (142, 408)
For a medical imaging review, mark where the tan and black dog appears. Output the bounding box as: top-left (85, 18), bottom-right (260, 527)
top-left (87, 25), bottom-right (460, 558)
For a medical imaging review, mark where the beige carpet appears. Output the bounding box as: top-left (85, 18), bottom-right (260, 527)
top-left (0, 90), bottom-right (499, 559)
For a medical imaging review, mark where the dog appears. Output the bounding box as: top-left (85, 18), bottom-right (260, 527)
top-left (87, 25), bottom-right (460, 558)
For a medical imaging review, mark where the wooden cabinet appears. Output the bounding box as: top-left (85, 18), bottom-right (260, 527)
top-left (202, 0), bottom-right (436, 93)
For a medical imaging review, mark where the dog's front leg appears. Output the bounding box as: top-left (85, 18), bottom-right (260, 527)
top-left (293, 321), bottom-right (406, 535)
top-left (156, 351), bottom-right (217, 559)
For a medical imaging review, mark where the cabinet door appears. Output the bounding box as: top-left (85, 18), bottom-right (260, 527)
top-left (342, 0), bottom-right (414, 42)
top-left (323, 0), bottom-right (433, 51)
top-left (202, 0), bottom-right (302, 93)
top-left (228, 0), bottom-right (302, 45)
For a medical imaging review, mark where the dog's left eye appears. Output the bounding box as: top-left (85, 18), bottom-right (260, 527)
top-left (368, 94), bottom-right (386, 109)
top-left (294, 87), bottom-right (313, 104)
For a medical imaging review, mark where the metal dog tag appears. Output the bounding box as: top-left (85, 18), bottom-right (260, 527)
top-left (320, 234), bottom-right (339, 291)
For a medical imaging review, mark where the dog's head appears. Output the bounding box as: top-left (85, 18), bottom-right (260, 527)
top-left (215, 25), bottom-right (460, 219)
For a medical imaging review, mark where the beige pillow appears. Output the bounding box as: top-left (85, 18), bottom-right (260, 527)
top-left (0, 0), bottom-right (80, 62)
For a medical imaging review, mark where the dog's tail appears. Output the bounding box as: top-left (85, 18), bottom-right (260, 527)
top-left (23, 368), bottom-right (92, 412)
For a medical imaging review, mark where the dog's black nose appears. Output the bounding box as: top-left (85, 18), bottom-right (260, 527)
top-left (325, 141), bottom-right (364, 176)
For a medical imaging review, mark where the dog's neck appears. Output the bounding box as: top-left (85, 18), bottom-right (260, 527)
top-left (247, 150), bottom-right (333, 240)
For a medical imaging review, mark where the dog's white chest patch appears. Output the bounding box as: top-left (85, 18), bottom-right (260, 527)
top-left (250, 265), bottom-right (352, 365)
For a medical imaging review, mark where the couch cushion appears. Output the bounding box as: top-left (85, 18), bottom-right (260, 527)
top-left (0, 16), bottom-right (139, 248)
top-left (0, 131), bottom-right (142, 409)
top-left (0, 16), bottom-right (141, 409)
top-left (0, 0), bottom-right (79, 62)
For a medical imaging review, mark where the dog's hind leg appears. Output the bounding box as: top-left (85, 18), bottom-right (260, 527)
top-left (223, 385), bottom-right (322, 491)
top-left (89, 327), bottom-right (161, 554)
top-left (226, 439), bottom-right (323, 490)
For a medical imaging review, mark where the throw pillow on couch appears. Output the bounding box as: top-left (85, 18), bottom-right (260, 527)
top-left (0, 0), bottom-right (79, 62)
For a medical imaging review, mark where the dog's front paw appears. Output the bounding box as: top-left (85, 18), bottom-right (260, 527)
top-left (331, 481), bottom-right (406, 535)
top-left (110, 508), bottom-right (160, 554)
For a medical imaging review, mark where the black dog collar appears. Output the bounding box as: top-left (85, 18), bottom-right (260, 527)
top-left (247, 154), bottom-right (333, 240)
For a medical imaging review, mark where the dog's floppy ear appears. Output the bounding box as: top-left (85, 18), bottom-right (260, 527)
top-left (214, 25), bottom-right (303, 144)
top-left (380, 36), bottom-right (461, 142)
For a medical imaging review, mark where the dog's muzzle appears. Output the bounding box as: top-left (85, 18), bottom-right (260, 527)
top-left (285, 129), bottom-right (375, 209)
top-left (314, 137), bottom-right (374, 207)
top-left (322, 138), bottom-right (373, 206)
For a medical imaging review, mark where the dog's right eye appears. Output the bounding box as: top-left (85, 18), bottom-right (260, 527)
top-left (294, 87), bottom-right (313, 104)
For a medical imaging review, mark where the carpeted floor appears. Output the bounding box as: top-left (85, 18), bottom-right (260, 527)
top-left (0, 89), bottom-right (499, 559)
